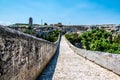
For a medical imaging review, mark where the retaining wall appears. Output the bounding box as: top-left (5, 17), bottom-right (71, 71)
top-left (0, 26), bottom-right (60, 80)
top-left (65, 36), bottom-right (120, 75)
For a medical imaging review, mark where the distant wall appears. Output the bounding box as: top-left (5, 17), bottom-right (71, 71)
top-left (65, 36), bottom-right (120, 75)
top-left (62, 26), bottom-right (88, 34)
top-left (0, 26), bottom-right (60, 80)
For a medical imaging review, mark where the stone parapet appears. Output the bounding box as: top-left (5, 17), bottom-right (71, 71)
top-left (0, 26), bottom-right (60, 80)
top-left (65, 36), bottom-right (120, 76)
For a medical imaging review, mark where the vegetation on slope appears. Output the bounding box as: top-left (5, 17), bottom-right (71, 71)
top-left (23, 27), bottom-right (60, 42)
top-left (23, 28), bottom-right (36, 35)
top-left (36, 29), bottom-right (60, 42)
top-left (65, 28), bottom-right (120, 54)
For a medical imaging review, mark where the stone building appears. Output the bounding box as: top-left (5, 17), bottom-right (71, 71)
top-left (29, 17), bottom-right (33, 29)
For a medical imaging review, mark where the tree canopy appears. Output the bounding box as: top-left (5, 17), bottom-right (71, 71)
top-left (65, 28), bottom-right (120, 54)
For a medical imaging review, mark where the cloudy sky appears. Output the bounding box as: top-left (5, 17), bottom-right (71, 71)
top-left (0, 0), bottom-right (120, 25)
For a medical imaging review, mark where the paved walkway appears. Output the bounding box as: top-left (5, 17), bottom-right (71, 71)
top-left (38, 36), bottom-right (120, 80)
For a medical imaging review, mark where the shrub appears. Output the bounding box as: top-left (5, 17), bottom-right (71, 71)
top-left (65, 34), bottom-right (72, 42)
top-left (23, 28), bottom-right (36, 35)
top-left (113, 33), bottom-right (120, 43)
top-left (65, 28), bottom-right (120, 54)
top-left (36, 30), bottom-right (60, 42)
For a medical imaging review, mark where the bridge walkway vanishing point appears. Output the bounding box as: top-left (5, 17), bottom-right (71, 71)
top-left (38, 36), bottom-right (120, 80)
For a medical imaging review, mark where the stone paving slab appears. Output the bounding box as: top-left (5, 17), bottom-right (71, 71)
top-left (38, 36), bottom-right (120, 80)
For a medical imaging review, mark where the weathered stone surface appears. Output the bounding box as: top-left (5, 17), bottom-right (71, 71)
top-left (0, 26), bottom-right (60, 80)
top-left (65, 36), bottom-right (120, 76)
top-left (38, 36), bottom-right (120, 80)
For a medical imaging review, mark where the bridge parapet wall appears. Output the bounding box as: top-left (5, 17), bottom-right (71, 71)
top-left (0, 26), bottom-right (60, 80)
top-left (65, 36), bottom-right (120, 76)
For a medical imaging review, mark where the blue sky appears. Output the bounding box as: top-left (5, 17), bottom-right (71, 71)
top-left (0, 0), bottom-right (120, 25)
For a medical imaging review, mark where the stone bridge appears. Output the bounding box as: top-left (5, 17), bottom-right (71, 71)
top-left (0, 26), bottom-right (120, 80)
top-left (38, 36), bottom-right (120, 80)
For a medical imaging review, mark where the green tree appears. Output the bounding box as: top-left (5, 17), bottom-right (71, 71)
top-left (65, 28), bottom-right (120, 54)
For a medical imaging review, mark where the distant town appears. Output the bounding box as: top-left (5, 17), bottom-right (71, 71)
top-left (0, 17), bottom-right (119, 33)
